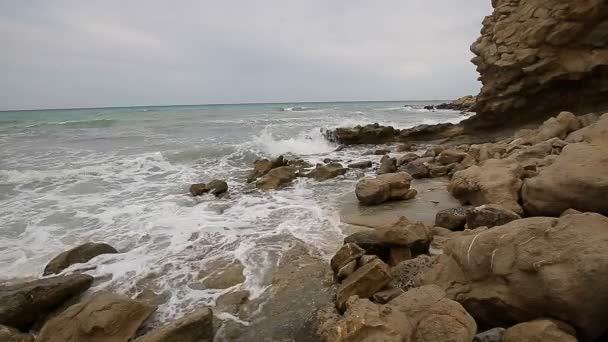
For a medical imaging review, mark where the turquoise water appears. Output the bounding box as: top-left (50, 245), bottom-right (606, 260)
top-left (0, 101), bottom-right (466, 321)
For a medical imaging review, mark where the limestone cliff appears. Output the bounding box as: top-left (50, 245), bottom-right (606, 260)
top-left (465, 0), bottom-right (608, 129)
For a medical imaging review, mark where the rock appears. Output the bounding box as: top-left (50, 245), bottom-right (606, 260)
top-left (322, 285), bottom-right (476, 342)
top-left (474, 328), bottom-right (505, 342)
top-left (420, 213), bottom-right (608, 341)
top-left (199, 260), bottom-right (245, 289)
top-left (396, 143), bottom-right (415, 152)
top-left (0, 274), bottom-right (93, 331)
top-left (437, 149), bottom-right (468, 165)
top-left (326, 124), bottom-right (396, 145)
top-left (390, 255), bottom-right (436, 291)
top-left (400, 161), bottom-right (429, 178)
top-left (448, 159), bottom-right (524, 215)
top-left (388, 247), bottom-right (412, 266)
top-left (0, 325), bottom-right (34, 342)
top-left (428, 163), bottom-right (449, 177)
top-left (374, 217), bottom-right (432, 253)
top-left (371, 287), bottom-right (404, 304)
top-left (423, 105), bottom-right (435, 110)
top-left (358, 255), bottom-right (379, 267)
top-left (397, 152), bottom-right (420, 166)
top-left (466, 0), bottom-right (608, 129)
top-left (373, 149), bottom-right (391, 155)
top-left (466, 204), bottom-right (521, 229)
top-left (344, 230), bottom-right (390, 261)
top-left (255, 166), bottom-right (297, 190)
top-left (247, 156), bottom-right (286, 183)
top-left (189, 183), bottom-right (209, 196)
top-left (560, 208), bottom-right (583, 217)
top-left (335, 259), bottom-right (391, 311)
top-left (43, 242), bottom-right (118, 276)
top-left (431, 226), bottom-right (453, 237)
top-left (435, 207), bottom-right (471, 231)
top-left (436, 96), bottom-right (477, 112)
top-left (355, 172), bottom-right (415, 205)
top-left (135, 307), bottom-right (214, 342)
top-left (504, 320), bottom-right (577, 342)
top-left (330, 243), bottom-right (365, 273)
top-left (305, 162), bottom-right (347, 181)
top-left (347, 161), bottom-right (372, 169)
top-left (336, 260), bottom-right (357, 281)
top-left (377, 157), bottom-right (397, 175)
top-left (207, 180), bottom-right (228, 196)
top-left (522, 115), bottom-right (608, 216)
top-left (37, 292), bottom-right (156, 342)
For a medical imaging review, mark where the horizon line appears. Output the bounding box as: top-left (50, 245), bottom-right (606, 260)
top-left (0, 98), bottom-right (453, 113)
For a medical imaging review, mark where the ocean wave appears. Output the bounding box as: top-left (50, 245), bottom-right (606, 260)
top-left (250, 127), bottom-right (337, 156)
top-left (279, 106), bottom-right (317, 112)
top-left (24, 118), bottom-right (117, 129)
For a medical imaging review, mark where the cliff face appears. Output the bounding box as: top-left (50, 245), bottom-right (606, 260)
top-left (466, 0), bottom-right (608, 129)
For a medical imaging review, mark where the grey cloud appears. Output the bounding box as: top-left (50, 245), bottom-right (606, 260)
top-left (0, 0), bottom-right (492, 110)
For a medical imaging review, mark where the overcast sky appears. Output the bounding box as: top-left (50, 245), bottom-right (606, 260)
top-left (0, 1), bottom-right (492, 110)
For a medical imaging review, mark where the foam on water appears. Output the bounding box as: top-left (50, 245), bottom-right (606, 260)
top-left (251, 127), bottom-right (337, 156)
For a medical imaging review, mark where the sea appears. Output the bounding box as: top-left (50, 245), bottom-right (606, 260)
top-left (0, 101), bottom-right (467, 322)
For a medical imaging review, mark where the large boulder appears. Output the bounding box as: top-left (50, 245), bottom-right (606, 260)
top-left (448, 159), bottom-right (524, 214)
top-left (321, 285), bottom-right (476, 342)
top-left (522, 114), bottom-right (608, 216)
top-left (504, 320), bottom-right (578, 342)
top-left (43, 242), bottom-right (118, 276)
top-left (344, 230), bottom-right (390, 261)
top-left (246, 155), bottom-right (286, 183)
top-left (37, 292), bottom-right (156, 342)
top-left (377, 156), bottom-right (397, 175)
top-left (420, 213), bottom-right (608, 341)
top-left (335, 258), bottom-right (392, 311)
top-left (327, 124), bottom-right (396, 145)
top-left (355, 172), bottom-right (416, 205)
top-left (0, 274), bottom-right (93, 331)
top-left (305, 162), bottom-right (347, 181)
top-left (518, 112), bottom-right (581, 145)
top-left (330, 243), bottom-right (366, 274)
top-left (135, 307), bottom-right (214, 342)
top-left (437, 149), bottom-right (468, 165)
top-left (255, 166), bottom-right (297, 190)
top-left (374, 216), bottom-right (432, 253)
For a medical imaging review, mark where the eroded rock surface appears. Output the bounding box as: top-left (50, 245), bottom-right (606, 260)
top-left (44, 242), bottom-right (118, 276)
top-left (355, 172), bottom-right (416, 205)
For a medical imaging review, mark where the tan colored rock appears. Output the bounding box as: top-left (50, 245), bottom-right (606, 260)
top-left (322, 285), bottom-right (476, 342)
top-left (305, 162), bottom-right (347, 181)
top-left (199, 260), bottom-right (245, 289)
top-left (504, 319), bottom-right (578, 342)
top-left (135, 307), bottom-right (213, 342)
top-left (377, 156), bottom-right (397, 175)
top-left (465, 204), bottom-right (521, 229)
top-left (0, 274), bottom-right (93, 331)
top-left (437, 149), bottom-right (468, 165)
top-left (388, 246), bottom-right (412, 266)
top-left (371, 287), bottom-right (404, 304)
top-left (420, 213), bottom-right (608, 341)
top-left (44, 242), bottom-right (118, 276)
top-left (374, 216), bottom-right (432, 253)
top-left (255, 166), bottom-right (297, 190)
top-left (0, 325), bottom-right (34, 342)
top-left (390, 255), bottom-right (436, 291)
top-left (448, 159), bottom-right (524, 214)
top-left (355, 172), bottom-right (415, 205)
top-left (37, 292), bottom-right (156, 342)
top-left (335, 258), bottom-right (391, 311)
top-left (435, 206), bottom-right (471, 231)
top-left (330, 243), bottom-right (365, 273)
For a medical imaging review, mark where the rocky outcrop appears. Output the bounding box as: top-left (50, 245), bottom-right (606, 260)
top-left (503, 319), bottom-right (578, 342)
top-left (135, 307), bottom-right (214, 342)
top-left (355, 172), bottom-right (417, 205)
top-left (435, 95), bottom-right (477, 112)
top-left (255, 166), bottom-right (297, 190)
top-left (420, 213), bottom-right (608, 341)
top-left (305, 162), bottom-right (347, 181)
top-left (43, 242), bottom-right (118, 275)
top-left (466, 0), bottom-right (608, 129)
top-left (190, 180), bottom-right (228, 196)
top-left (0, 274), bottom-right (93, 331)
top-left (335, 258), bottom-right (392, 311)
top-left (327, 123), bottom-right (396, 145)
top-left (37, 292), bottom-right (156, 342)
top-left (320, 285), bottom-right (476, 342)
top-left (246, 155), bottom-right (287, 183)
top-left (374, 217), bottom-right (432, 254)
top-left (522, 113), bottom-right (608, 216)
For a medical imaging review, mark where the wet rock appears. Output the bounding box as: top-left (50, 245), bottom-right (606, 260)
top-left (43, 242), bottom-right (118, 276)
top-left (428, 163), bottom-right (449, 177)
top-left (400, 161), bottom-right (429, 178)
top-left (371, 287), bottom-right (404, 304)
top-left (355, 172), bottom-right (415, 205)
top-left (37, 291), bottom-right (156, 342)
top-left (215, 290), bottom-right (249, 316)
top-left (437, 149), bottom-right (468, 165)
top-left (255, 166), bottom-right (297, 190)
top-left (347, 161), bottom-right (372, 169)
top-left (336, 260), bottom-right (357, 281)
top-left (247, 156), bottom-right (287, 183)
top-left (466, 204), bottom-right (521, 229)
top-left (135, 307), bottom-right (214, 342)
top-left (377, 157), bottom-right (397, 175)
top-left (374, 216), bottom-right (432, 253)
top-left (327, 124), bottom-right (396, 145)
top-left (305, 162), bottom-right (347, 181)
top-left (330, 243), bottom-right (365, 274)
top-left (199, 260), bottom-right (245, 289)
top-left (207, 180), bottom-right (228, 196)
top-left (435, 206), bottom-right (471, 231)
top-left (0, 274), bottom-right (93, 331)
top-left (321, 285), bottom-right (476, 342)
top-left (397, 152), bottom-right (419, 166)
top-left (504, 320), bottom-right (577, 342)
top-left (474, 327), bottom-right (505, 342)
top-left (335, 258), bottom-right (391, 311)
top-left (396, 143), bottom-right (415, 152)
top-left (373, 148), bottom-right (391, 155)
top-left (0, 325), bottom-right (34, 342)
top-left (189, 183), bottom-right (210, 196)
top-left (449, 159), bottom-right (524, 215)
top-left (344, 230), bottom-right (390, 261)
top-left (390, 255), bottom-right (436, 291)
top-left (420, 213), bottom-right (608, 341)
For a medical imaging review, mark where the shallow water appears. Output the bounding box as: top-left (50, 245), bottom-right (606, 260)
top-left (0, 101), bottom-right (466, 322)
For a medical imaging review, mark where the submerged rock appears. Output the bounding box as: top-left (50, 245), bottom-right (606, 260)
top-left (0, 274), bottom-right (93, 331)
top-left (37, 291), bottom-right (156, 342)
top-left (246, 155), bottom-right (287, 183)
top-left (255, 166), bottom-right (297, 190)
top-left (355, 172), bottom-right (416, 205)
top-left (43, 242), bottom-right (118, 276)
top-left (207, 180), bottom-right (228, 196)
top-left (135, 307), bottom-right (214, 342)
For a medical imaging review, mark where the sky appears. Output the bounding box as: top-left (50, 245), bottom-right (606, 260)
top-left (0, 1), bottom-right (492, 110)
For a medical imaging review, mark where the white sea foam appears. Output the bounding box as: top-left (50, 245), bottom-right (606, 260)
top-left (250, 127), bottom-right (337, 156)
